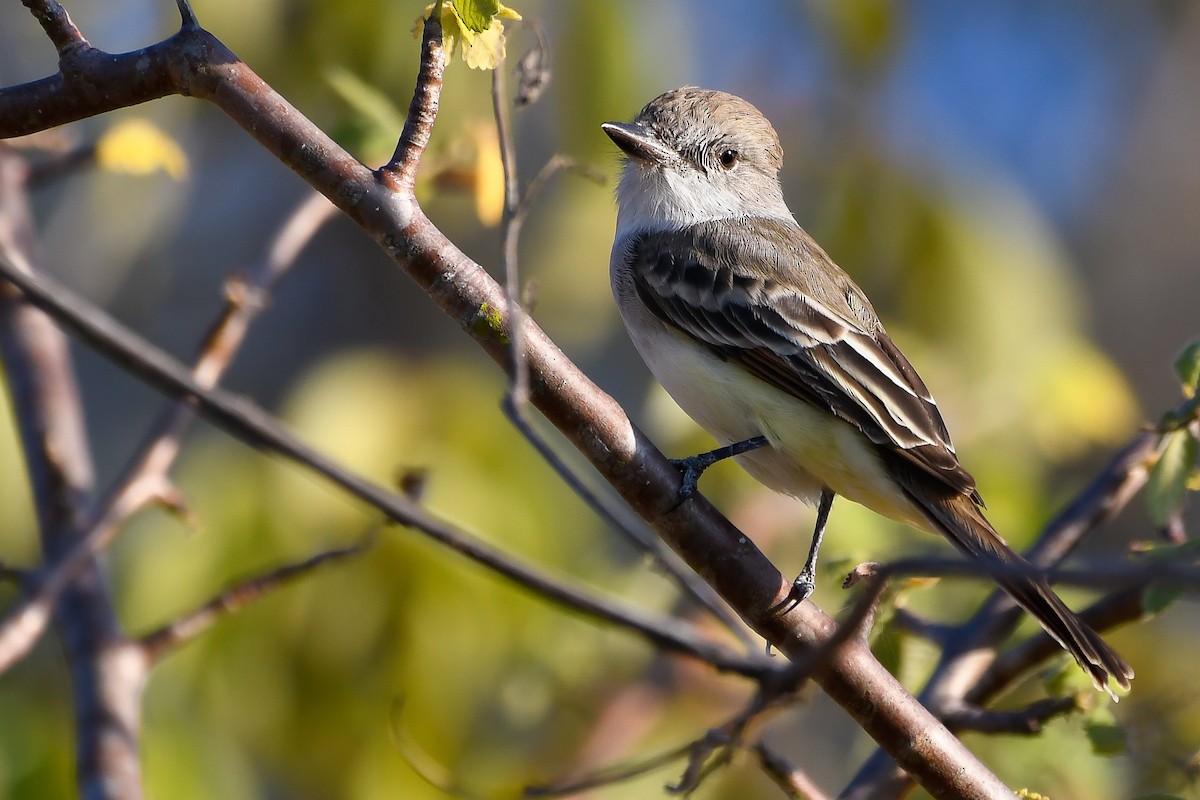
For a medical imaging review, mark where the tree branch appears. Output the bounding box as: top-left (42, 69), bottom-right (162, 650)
top-left (0, 146), bottom-right (143, 799)
top-left (382, 3), bottom-right (445, 191)
top-left (20, 0), bottom-right (88, 56)
top-left (943, 697), bottom-right (1079, 736)
top-left (0, 242), bottom-right (771, 679)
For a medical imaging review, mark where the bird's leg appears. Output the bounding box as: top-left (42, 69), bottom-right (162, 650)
top-left (791, 488), bottom-right (835, 603)
top-left (668, 435), bottom-right (769, 510)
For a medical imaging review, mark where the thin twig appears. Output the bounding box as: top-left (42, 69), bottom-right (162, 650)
top-left (753, 741), bottom-right (831, 800)
top-left (390, 700), bottom-right (485, 798)
top-left (524, 701), bottom-right (782, 799)
top-left (21, 0), bottom-right (88, 56)
top-left (383, 2), bottom-right (446, 192)
top-left (891, 608), bottom-right (955, 645)
top-left (1028, 430), bottom-right (1158, 565)
top-left (140, 536), bottom-right (375, 662)
top-left (943, 696), bottom-right (1079, 735)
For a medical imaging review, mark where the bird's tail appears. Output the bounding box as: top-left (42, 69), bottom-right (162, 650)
top-left (910, 488), bottom-right (1133, 698)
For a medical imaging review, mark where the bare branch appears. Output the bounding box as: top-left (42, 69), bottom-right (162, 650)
top-left (0, 37), bottom-right (179, 138)
top-left (943, 697), bottom-right (1079, 735)
top-left (525, 698), bottom-right (780, 799)
top-left (140, 537), bottom-right (375, 662)
top-left (391, 701), bottom-right (485, 798)
top-left (753, 741), bottom-right (831, 800)
top-left (891, 609), bottom-right (955, 645)
top-left (382, 4), bottom-right (446, 191)
top-left (0, 147), bottom-right (141, 799)
top-left (21, 0), bottom-right (88, 56)
top-left (1029, 431), bottom-right (1157, 565)
top-left (523, 741), bottom-right (696, 797)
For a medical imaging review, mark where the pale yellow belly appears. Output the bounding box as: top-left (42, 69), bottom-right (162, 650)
top-left (620, 300), bottom-right (928, 530)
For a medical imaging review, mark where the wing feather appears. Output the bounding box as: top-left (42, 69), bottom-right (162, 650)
top-left (626, 218), bottom-right (980, 501)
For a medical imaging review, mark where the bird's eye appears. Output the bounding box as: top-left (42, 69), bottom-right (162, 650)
top-left (718, 148), bottom-right (739, 169)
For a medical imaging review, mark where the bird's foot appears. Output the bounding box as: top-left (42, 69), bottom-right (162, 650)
top-left (666, 453), bottom-right (717, 511)
top-left (790, 568), bottom-right (816, 605)
top-left (665, 436), bottom-right (770, 512)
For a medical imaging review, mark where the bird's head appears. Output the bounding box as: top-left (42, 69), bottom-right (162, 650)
top-left (602, 87), bottom-right (789, 235)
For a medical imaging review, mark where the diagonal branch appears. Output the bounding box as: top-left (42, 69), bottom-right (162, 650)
top-left (0, 250), bottom-right (770, 680)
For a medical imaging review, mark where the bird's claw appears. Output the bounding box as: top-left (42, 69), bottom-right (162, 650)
top-left (790, 570), bottom-right (816, 605)
top-left (667, 456), bottom-right (706, 511)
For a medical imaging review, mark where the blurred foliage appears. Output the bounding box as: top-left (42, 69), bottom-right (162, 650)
top-left (95, 118), bottom-right (190, 180)
top-left (0, 1), bottom-right (1197, 800)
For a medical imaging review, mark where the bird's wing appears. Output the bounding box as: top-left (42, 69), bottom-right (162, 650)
top-left (624, 218), bottom-right (980, 501)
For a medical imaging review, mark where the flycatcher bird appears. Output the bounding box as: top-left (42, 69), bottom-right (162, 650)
top-left (602, 87), bottom-right (1132, 696)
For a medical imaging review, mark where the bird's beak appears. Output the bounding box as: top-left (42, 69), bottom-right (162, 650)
top-left (601, 121), bottom-right (675, 166)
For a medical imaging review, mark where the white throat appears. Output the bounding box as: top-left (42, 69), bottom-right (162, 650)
top-left (613, 163), bottom-right (793, 241)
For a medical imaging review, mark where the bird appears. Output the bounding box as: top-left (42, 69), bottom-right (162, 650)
top-left (601, 86), bottom-right (1132, 697)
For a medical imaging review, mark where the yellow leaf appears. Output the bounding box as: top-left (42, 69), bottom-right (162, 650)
top-left (470, 122), bottom-right (504, 226)
top-left (412, 1), bottom-right (520, 70)
top-left (95, 118), bottom-right (189, 180)
top-left (1026, 339), bottom-right (1139, 460)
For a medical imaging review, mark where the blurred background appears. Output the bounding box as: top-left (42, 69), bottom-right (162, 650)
top-left (1, 1), bottom-right (1198, 798)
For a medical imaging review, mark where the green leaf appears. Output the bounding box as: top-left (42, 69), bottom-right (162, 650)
top-left (1142, 582), bottom-right (1182, 615)
top-left (454, 0), bottom-right (499, 32)
top-left (1043, 656), bottom-right (1091, 697)
top-left (869, 613), bottom-right (902, 676)
top-left (1139, 538), bottom-right (1200, 613)
top-left (414, 2), bottom-right (521, 70)
top-left (1129, 795), bottom-right (1187, 800)
top-left (1085, 709), bottom-right (1127, 756)
top-left (1145, 429), bottom-right (1198, 526)
top-left (1174, 339), bottom-right (1200, 398)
